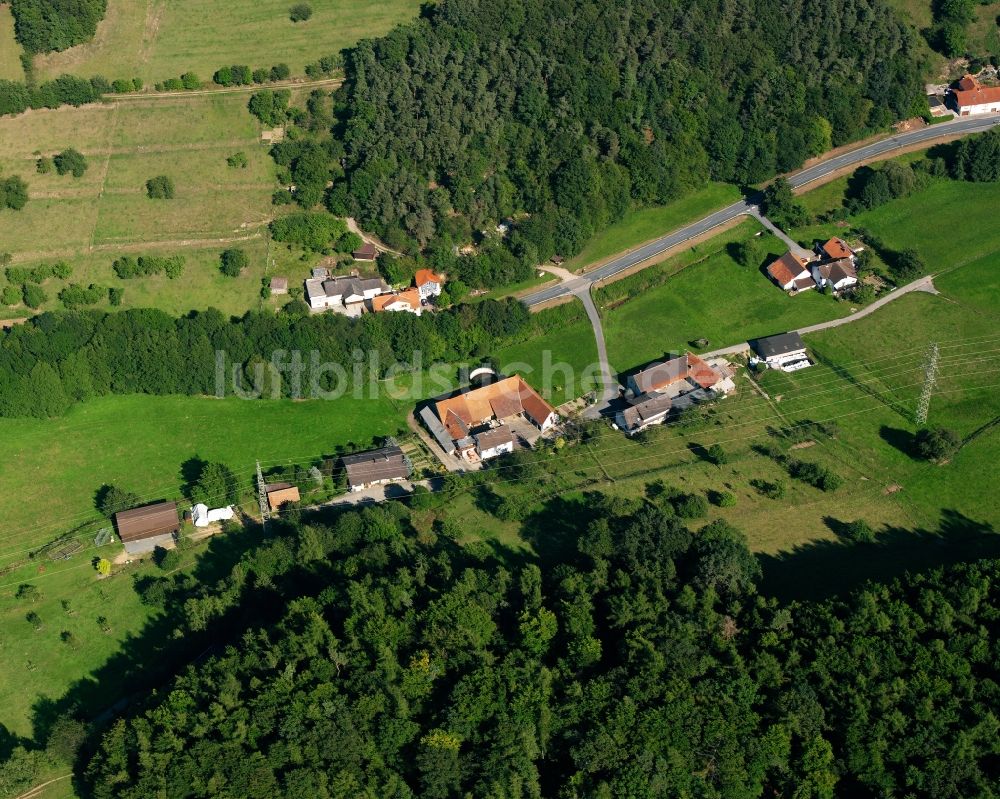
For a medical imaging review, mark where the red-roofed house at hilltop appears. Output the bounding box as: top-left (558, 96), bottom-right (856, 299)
top-left (414, 268), bottom-right (445, 299)
top-left (766, 251), bottom-right (815, 292)
top-left (949, 74), bottom-right (1000, 116)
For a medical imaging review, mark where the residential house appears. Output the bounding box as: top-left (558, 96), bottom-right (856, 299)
top-left (270, 277), bottom-right (288, 295)
top-left (949, 74), bottom-right (1000, 116)
top-left (811, 258), bottom-right (858, 291)
top-left (766, 251), bottom-right (815, 292)
top-left (372, 288), bottom-right (422, 315)
top-left (616, 393), bottom-right (673, 436)
top-left (817, 237), bottom-right (854, 261)
top-left (474, 426), bottom-right (515, 460)
top-left (352, 241), bottom-right (379, 261)
top-left (114, 501), bottom-right (180, 555)
top-left (422, 375), bottom-right (557, 457)
top-left (340, 446), bottom-right (410, 492)
top-left (750, 331), bottom-right (811, 371)
top-left (305, 275), bottom-right (389, 311)
top-left (265, 482), bottom-right (300, 512)
top-left (414, 268), bottom-right (445, 299)
top-left (626, 352), bottom-right (729, 398)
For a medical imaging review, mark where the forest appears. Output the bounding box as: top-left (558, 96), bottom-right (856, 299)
top-left (0, 299), bottom-right (585, 417)
top-left (10, 0), bottom-right (107, 53)
top-left (74, 492), bottom-right (1000, 797)
top-left (325, 0), bottom-right (924, 260)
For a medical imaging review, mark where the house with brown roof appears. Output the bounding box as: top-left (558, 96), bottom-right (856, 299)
top-left (766, 251), bottom-right (815, 292)
top-left (372, 288), bottom-right (422, 315)
top-left (817, 237), bottom-right (854, 261)
top-left (626, 352), bottom-right (729, 397)
top-left (340, 446), bottom-right (410, 492)
top-left (114, 501), bottom-right (180, 555)
top-left (474, 426), bottom-right (515, 460)
top-left (414, 268), bottom-right (445, 299)
top-left (265, 482), bottom-right (300, 512)
top-left (949, 74), bottom-right (1000, 116)
top-left (422, 375), bottom-right (558, 457)
top-left (811, 258), bottom-right (858, 291)
top-left (615, 393), bottom-right (673, 436)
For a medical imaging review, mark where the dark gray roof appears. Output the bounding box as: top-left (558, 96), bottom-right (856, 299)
top-left (475, 426), bottom-right (514, 450)
top-left (619, 393), bottom-right (673, 430)
top-left (321, 276), bottom-right (388, 299)
top-left (340, 446), bottom-right (409, 487)
top-left (751, 332), bottom-right (806, 359)
top-left (419, 406), bottom-right (454, 453)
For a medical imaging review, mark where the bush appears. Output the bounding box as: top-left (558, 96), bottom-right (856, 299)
top-left (269, 63), bottom-right (291, 81)
top-left (1, 285), bottom-right (20, 305)
top-left (706, 443), bottom-right (728, 465)
top-left (153, 546), bottom-right (181, 571)
top-left (22, 282), bottom-right (46, 308)
top-left (0, 175), bottom-right (29, 210)
top-left (161, 77), bottom-right (184, 91)
top-left (289, 3), bottom-right (313, 21)
top-left (750, 478), bottom-right (785, 499)
top-left (145, 175), bottom-right (174, 199)
top-left (112, 255), bottom-right (185, 279)
top-left (111, 78), bottom-right (132, 93)
top-left (219, 248), bottom-right (249, 277)
top-left (180, 72), bottom-right (201, 90)
top-left (108, 286), bottom-right (123, 306)
top-left (710, 490), bottom-right (737, 508)
top-left (58, 283), bottom-right (105, 308)
top-left (913, 427), bottom-right (961, 462)
top-left (97, 484), bottom-right (140, 517)
top-left (844, 519), bottom-right (876, 543)
top-left (674, 492), bottom-right (709, 519)
top-left (36, 155), bottom-right (53, 173)
top-left (227, 151), bottom-right (248, 169)
top-left (53, 148), bottom-right (87, 178)
top-left (248, 89), bottom-right (291, 126)
top-left (269, 212), bottom-right (347, 251)
top-left (252, 68), bottom-right (269, 84)
top-left (890, 248), bottom-right (924, 282)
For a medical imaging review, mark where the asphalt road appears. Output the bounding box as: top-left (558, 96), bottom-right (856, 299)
top-left (522, 115), bottom-right (1000, 307)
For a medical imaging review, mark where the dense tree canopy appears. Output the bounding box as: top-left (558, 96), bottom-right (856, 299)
top-left (82, 492), bottom-right (1000, 797)
top-left (333, 0), bottom-right (923, 255)
top-left (10, 0), bottom-right (107, 53)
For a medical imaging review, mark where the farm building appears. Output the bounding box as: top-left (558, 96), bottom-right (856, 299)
top-left (372, 288), bottom-right (422, 315)
top-left (421, 375), bottom-right (557, 459)
top-left (948, 74), bottom-right (1000, 116)
top-left (615, 393), bottom-right (674, 436)
top-left (114, 501), bottom-right (180, 555)
top-left (340, 446), bottom-right (410, 492)
top-left (265, 483), bottom-right (300, 512)
top-left (305, 276), bottom-right (389, 312)
top-left (352, 241), bottom-right (379, 261)
top-left (269, 277), bottom-right (288, 295)
top-left (474, 426), bottom-right (515, 460)
top-left (817, 237), bottom-right (854, 261)
top-left (750, 331), bottom-right (811, 371)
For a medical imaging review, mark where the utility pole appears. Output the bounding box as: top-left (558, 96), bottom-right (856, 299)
top-left (915, 342), bottom-right (939, 425)
top-left (256, 460), bottom-right (269, 529)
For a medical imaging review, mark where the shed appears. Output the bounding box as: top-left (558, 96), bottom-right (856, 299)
top-left (265, 482), bottom-right (301, 511)
top-left (114, 501), bottom-right (180, 555)
top-left (352, 242), bottom-right (378, 261)
top-left (340, 446), bottom-right (410, 492)
top-left (270, 277), bottom-right (288, 295)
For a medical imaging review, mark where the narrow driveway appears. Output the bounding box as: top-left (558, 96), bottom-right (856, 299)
top-left (523, 115), bottom-right (1000, 308)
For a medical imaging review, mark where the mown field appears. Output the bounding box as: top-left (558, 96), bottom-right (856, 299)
top-left (32, 0), bottom-right (422, 85)
top-left (0, 2), bottom-right (23, 80)
top-left (598, 220), bottom-right (853, 373)
top-left (0, 93), bottom-right (287, 316)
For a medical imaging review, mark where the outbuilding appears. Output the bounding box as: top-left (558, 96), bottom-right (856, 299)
top-left (265, 482), bottom-right (300, 512)
top-left (750, 331), bottom-right (811, 371)
top-left (114, 501), bottom-right (180, 555)
top-left (340, 446), bottom-right (410, 492)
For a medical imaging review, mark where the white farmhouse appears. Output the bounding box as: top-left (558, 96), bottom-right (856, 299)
top-left (811, 259), bottom-right (858, 291)
top-left (475, 426), bottom-right (515, 459)
top-left (949, 74), bottom-right (1000, 116)
top-left (766, 251), bottom-right (815, 292)
top-left (750, 331), bottom-right (811, 372)
top-left (415, 268), bottom-right (445, 299)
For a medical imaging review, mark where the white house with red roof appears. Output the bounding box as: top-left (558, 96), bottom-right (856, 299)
top-left (949, 74), bottom-right (1000, 116)
top-left (766, 251), bottom-right (815, 292)
top-left (414, 268), bottom-right (445, 299)
top-left (372, 288), bottom-right (422, 315)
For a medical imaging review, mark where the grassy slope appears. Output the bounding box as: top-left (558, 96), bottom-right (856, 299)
top-left (0, 3), bottom-right (23, 80)
top-left (565, 183), bottom-right (743, 273)
top-left (0, 393), bottom-right (409, 547)
top-left (600, 221), bottom-right (852, 373)
top-left (0, 94), bottom-right (280, 315)
top-left (32, 0), bottom-right (422, 84)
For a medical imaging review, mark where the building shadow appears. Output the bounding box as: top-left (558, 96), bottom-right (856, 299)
top-left (759, 509), bottom-right (1000, 603)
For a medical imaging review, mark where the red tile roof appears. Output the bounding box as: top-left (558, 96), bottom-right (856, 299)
top-left (415, 268), bottom-right (445, 287)
top-left (953, 75), bottom-right (1000, 108)
top-left (820, 237), bottom-right (853, 260)
top-left (435, 376), bottom-right (554, 435)
top-left (371, 288), bottom-right (421, 312)
top-left (767, 251), bottom-right (810, 287)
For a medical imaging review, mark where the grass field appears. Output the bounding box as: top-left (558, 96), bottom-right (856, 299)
top-left (0, 93), bottom-right (289, 315)
top-left (599, 221), bottom-right (853, 373)
top-left (32, 0), bottom-right (421, 85)
top-left (0, 2), bottom-right (24, 80)
top-left (565, 183), bottom-right (743, 273)
top-left (0, 393), bottom-right (409, 551)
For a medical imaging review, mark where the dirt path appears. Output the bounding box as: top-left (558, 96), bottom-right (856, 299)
top-left (13, 774), bottom-right (72, 799)
top-left (11, 229), bottom-right (269, 263)
top-left (345, 217), bottom-right (402, 255)
top-left (110, 77), bottom-right (343, 101)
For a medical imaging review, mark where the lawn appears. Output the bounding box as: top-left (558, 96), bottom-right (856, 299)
top-left (0, 93), bottom-right (286, 314)
top-left (599, 221), bottom-right (852, 373)
top-left (32, 0), bottom-right (422, 85)
top-left (564, 182), bottom-right (743, 273)
top-left (494, 313), bottom-right (600, 406)
top-left (0, 2), bottom-right (24, 80)
top-left (0, 393), bottom-right (409, 551)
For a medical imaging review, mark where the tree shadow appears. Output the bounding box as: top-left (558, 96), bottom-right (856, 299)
top-left (519, 494), bottom-right (592, 569)
top-left (178, 456), bottom-right (208, 499)
top-left (759, 509), bottom-right (1000, 603)
top-left (879, 425), bottom-right (916, 458)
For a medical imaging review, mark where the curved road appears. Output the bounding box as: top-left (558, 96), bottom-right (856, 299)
top-left (523, 115), bottom-right (1000, 307)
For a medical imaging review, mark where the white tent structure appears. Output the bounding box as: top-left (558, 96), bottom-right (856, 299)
top-left (192, 503), bottom-right (235, 527)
